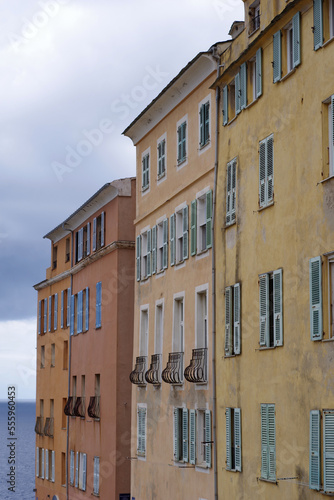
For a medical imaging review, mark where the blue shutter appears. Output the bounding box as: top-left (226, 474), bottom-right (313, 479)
top-left (87, 222), bottom-right (90, 255)
top-left (273, 31), bottom-right (282, 83)
top-left (313, 0), bottom-right (323, 50)
top-left (182, 408), bottom-right (189, 463)
top-left (94, 457), bottom-right (100, 495)
top-left (235, 72), bottom-right (241, 114)
top-left (77, 290), bottom-right (83, 334)
top-left (152, 225), bottom-right (157, 275)
top-left (48, 296), bottom-right (52, 332)
top-left (85, 287), bottom-right (89, 332)
top-left (96, 282), bottom-right (102, 328)
top-left (205, 410), bottom-right (212, 468)
top-left (273, 269), bottom-right (283, 346)
top-left (310, 256), bottom-right (322, 340)
top-left (240, 63), bottom-right (247, 110)
top-left (256, 48), bottom-right (262, 98)
top-left (38, 300), bottom-right (41, 335)
top-left (36, 447), bottom-right (39, 477)
top-left (170, 214), bottom-right (175, 266)
top-left (183, 206), bottom-right (189, 260)
top-left (54, 293), bottom-right (58, 331)
top-left (310, 410), bottom-right (321, 490)
top-left (292, 12), bottom-right (301, 67)
top-left (190, 200), bottom-right (197, 256)
top-left (223, 86), bottom-right (228, 126)
top-left (163, 219), bottom-right (168, 269)
top-left (136, 235), bottom-right (141, 281)
top-left (70, 295), bottom-right (75, 336)
top-left (41, 448), bottom-right (45, 479)
top-left (234, 408), bottom-right (242, 471)
top-left (75, 452), bottom-right (79, 488)
top-left (189, 409), bottom-right (196, 465)
top-left (61, 291), bottom-right (64, 329)
top-left (101, 212), bottom-right (105, 247)
top-left (45, 449), bottom-right (49, 480)
top-left (93, 217), bottom-right (97, 251)
top-left (226, 408), bottom-right (232, 470)
top-left (67, 288), bottom-right (71, 327)
top-left (259, 274), bottom-right (269, 346)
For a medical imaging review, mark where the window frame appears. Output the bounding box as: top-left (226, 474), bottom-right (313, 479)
top-left (225, 283), bottom-right (241, 356)
top-left (226, 158), bottom-right (237, 226)
top-left (226, 407), bottom-right (242, 472)
top-left (157, 133), bottom-right (167, 181)
top-left (259, 134), bottom-right (274, 209)
top-left (142, 147), bottom-right (150, 192)
top-left (176, 115), bottom-right (188, 167)
top-left (259, 269), bottom-right (283, 348)
top-left (261, 403), bottom-right (276, 482)
top-left (199, 96), bottom-right (211, 150)
top-left (137, 404), bottom-right (147, 458)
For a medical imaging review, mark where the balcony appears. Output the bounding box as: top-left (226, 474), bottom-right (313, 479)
top-left (73, 396), bottom-right (85, 418)
top-left (87, 396), bottom-right (100, 419)
top-left (64, 396), bottom-right (76, 417)
top-left (162, 352), bottom-right (183, 385)
top-left (34, 416), bottom-right (44, 435)
top-left (184, 348), bottom-right (207, 383)
top-left (129, 356), bottom-right (147, 386)
top-left (44, 417), bottom-right (54, 437)
top-left (145, 354), bottom-right (162, 385)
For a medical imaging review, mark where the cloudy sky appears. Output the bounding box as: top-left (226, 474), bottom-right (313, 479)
top-left (0, 0), bottom-right (244, 399)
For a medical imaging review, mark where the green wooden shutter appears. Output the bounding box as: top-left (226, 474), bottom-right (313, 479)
top-left (324, 411), bottom-right (334, 492)
top-left (190, 409), bottom-right (196, 465)
top-left (147, 229), bottom-right (152, 277)
top-left (60, 291), bottom-right (64, 329)
top-left (174, 408), bottom-right (180, 461)
top-left (183, 206), bottom-right (189, 260)
top-left (310, 256), bottom-right (322, 340)
top-left (223, 86), bottom-right (228, 126)
top-left (240, 63), bottom-right (247, 110)
top-left (191, 200), bottom-right (197, 256)
top-left (206, 190), bottom-right (212, 249)
top-left (234, 283), bottom-right (241, 355)
top-left (292, 12), bottom-right (301, 67)
top-left (182, 408), bottom-right (189, 462)
top-left (85, 287), bottom-right (89, 332)
top-left (259, 274), bottom-right (269, 346)
top-left (234, 408), bottom-right (242, 472)
top-left (261, 404), bottom-right (268, 479)
top-left (273, 31), bottom-right (282, 83)
top-left (205, 410), bottom-right (212, 468)
top-left (136, 235), bottom-right (141, 281)
top-left (152, 225), bottom-right (157, 274)
top-left (259, 139), bottom-right (266, 207)
top-left (200, 104), bottom-right (204, 146)
top-left (170, 214), bottom-right (175, 266)
top-left (267, 135), bottom-right (274, 204)
top-left (235, 72), bottom-right (241, 114)
top-left (226, 408), bottom-right (232, 470)
top-left (226, 161), bottom-right (232, 225)
top-left (256, 48), bottom-right (262, 98)
top-left (225, 287), bottom-right (232, 355)
top-left (273, 269), bottom-right (283, 346)
top-left (163, 218), bottom-right (168, 269)
top-left (313, 0), bottom-right (323, 50)
top-left (268, 404), bottom-right (276, 480)
top-left (310, 410), bottom-right (321, 490)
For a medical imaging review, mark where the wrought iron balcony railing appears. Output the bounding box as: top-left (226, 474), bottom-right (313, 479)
top-left (44, 417), bottom-right (54, 437)
top-left (162, 352), bottom-right (183, 384)
top-left (184, 348), bottom-right (208, 383)
top-left (64, 396), bottom-right (76, 417)
top-left (145, 354), bottom-right (162, 385)
top-left (249, 14), bottom-right (260, 34)
top-left (34, 416), bottom-right (44, 435)
top-left (73, 397), bottom-right (85, 418)
top-left (129, 356), bottom-right (147, 386)
top-left (87, 396), bottom-right (100, 419)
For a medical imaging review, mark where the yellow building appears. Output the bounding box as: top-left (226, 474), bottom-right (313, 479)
top-left (214, 0), bottom-right (334, 498)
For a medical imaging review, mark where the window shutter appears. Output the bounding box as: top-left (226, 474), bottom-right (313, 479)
top-left (38, 301), bottom-right (41, 335)
top-left (94, 457), bottom-right (100, 495)
top-left (78, 228), bottom-right (83, 261)
top-left (240, 63), bottom-right (247, 110)
top-left (137, 408), bottom-right (142, 454)
top-left (45, 449), bottom-right (49, 480)
top-left (310, 256), bottom-right (322, 340)
top-left (170, 214), bottom-right (176, 266)
top-left (226, 408), bottom-right (232, 470)
top-left (174, 408), bottom-right (179, 460)
top-left (54, 293), bottom-right (58, 331)
top-left (82, 453), bottom-right (87, 491)
top-left (101, 211), bottom-right (105, 247)
top-left (85, 287), bottom-right (89, 332)
top-left (223, 86), bottom-right (228, 126)
top-left (273, 30), bottom-right (282, 83)
top-left (273, 269), bottom-right (283, 346)
top-left (182, 122), bottom-right (187, 160)
top-left (75, 451), bottom-right (79, 488)
top-left (70, 295), bottom-right (75, 336)
top-left (96, 282), bottom-right (102, 328)
top-left (44, 297), bottom-right (47, 333)
top-left (234, 283), bottom-right (241, 355)
top-left (261, 405), bottom-right (268, 479)
top-left (190, 409), bottom-right (196, 465)
top-left (41, 448), bottom-right (45, 479)
top-left (234, 408), bottom-right (242, 471)
top-left (61, 291), bottom-right (64, 329)
top-left (152, 225), bottom-right (157, 274)
top-left (267, 136), bottom-right (274, 203)
top-left (190, 200), bottom-right (197, 256)
top-left (163, 219), bottom-right (168, 269)
top-left (231, 160), bottom-right (236, 222)
top-left (182, 408), bottom-right (189, 463)
top-left (70, 450), bottom-right (74, 485)
top-left (235, 72), bottom-right (241, 114)
top-left (204, 102), bottom-right (210, 143)
top-left (259, 139), bottom-right (266, 207)
top-left (259, 274), bottom-right (269, 346)
top-left (205, 410), bottom-right (212, 468)
top-left (206, 190), bottom-right (213, 249)
top-left (331, 96), bottom-right (334, 170)
top-left (87, 222), bottom-right (90, 255)
top-left (136, 235), bottom-right (141, 281)
top-left (177, 126), bottom-right (182, 161)
top-left (313, 0), bottom-right (323, 50)
top-left (292, 12), bottom-right (301, 67)
top-left (77, 290), bottom-right (83, 334)
top-left (268, 404), bottom-right (276, 480)
top-left (226, 162), bottom-right (232, 225)
top-left (93, 217), bottom-right (97, 251)
top-left (36, 447), bottom-right (39, 477)
top-left (182, 205), bottom-right (189, 260)
top-left (324, 412), bottom-right (334, 492)
top-left (51, 450), bottom-right (55, 482)
top-left (200, 104), bottom-right (204, 146)
top-left (48, 296), bottom-right (52, 332)
top-left (256, 48), bottom-right (262, 98)
top-left (67, 288), bottom-right (71, 327)
top-left (225, 287), bottom-right (232, 355)
top-left (147, 228), bottom-right (152, 277)
top-left (310, 410), bottom-right (321, 490)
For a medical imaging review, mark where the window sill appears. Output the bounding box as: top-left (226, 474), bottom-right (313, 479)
top-left (199, 140), bottom-right (210, 151)
top-left (258, 477), bottom-right (277, 485)
top-left (279, 67), bottom-right (296, 83)
top-left (257, 345), bottom-right (282, 351)
top-left (226, 115), bottom-right (238, 126)
top-left (224, 220), bottom-right (236, 229)
top-left (157, 172), bottom-right (166, 182)
top-left (322, 337), bottom-right (334, 342)
top-left (323, 36), bottom-right (334, 49)
top-left (177, 158), bottom-right (187, 167)
top-left (257, 201), bottom-right (274, 212)
top-left (318, 175), bottom-right (334, 185)
top-left (248, 26), bottom-right (260, 38)
top-left (245, 97), bottom-right (260, 111)
top-left (224, 354), bottom-right (238, 358)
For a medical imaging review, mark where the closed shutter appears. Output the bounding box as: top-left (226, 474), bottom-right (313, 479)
top-left (137, 408), bottom-right (142, 454)
top-left (70, 450), bottom-right (74, 485)
top-left (267, 135), bottom-right (274, 204)
top-left (181, 123), bottom-right (186, 160)
top-left (324, 411), bottom-right (334, 492)
top-left (96, 282), bottom-right (102, 328)
top-left (313, 0), bottom-right (323, 50)
top-left (234, 283), bottom-right (241, 355)
top-left (36, 447), bottom-right (39, 477)
top-left (48, 296), bottom-right (52, 332)
top-left (152, 225), bottom-right (157, 275)
top-left (240, 63), bottom-right (247, 110)
top-left (44, 297), bottom-right (47, 333)
top-left (136, 235), bottom-right (141, 281)
top-left (310, 256), bottom-right (322, 340)
top-left (259, 274), bottom-right (269, 346)
top-left (51, 450), bottom-right (55, 482)
top-left (77, 290), bottom-right (83, 334)
top-left (87, 222), bottom-right (90, 255)
top-left (273, 30), bottom-right (282, 83)
top-left (45, 449), bottom-right (49, 480)
top-left (309, 410), bottom-right (321, 490)
top-left (206, 190), bottom-right (213, 249)
top-left (170, 214), bottom-right (176, 266)
top-left (101, 212), bottom-right (105, 247)
top-left (54, 293), bottom-right (58, 331)
top-left (147, 229), bottom-right (152, 277)
top-left (85, 287), bottom-right (89, 331)
top-left (223, 86), bottom-right (228, 126)
top-left (331, 96), bottom-right (334, 174)
top-left (82, 453), bottom-right (87, 491)
top-left (190, 409), bottom-right (196, 465)
top-left (61, 291), bottom-right (64, 329)
top-left (78, 228), bottom-right (83, 261)
top-left (261, 405), bottom-right (268, 479)
top-left (94, 457), bottom-right (100, 495)
top-left (70, 295), bottom-right (75, 336)
top-left (234, 408), bottom-right (242, 471)
top-left (292, 12), bottom-right (301, 67)
top-left (235, 72), bottom-right (241, 114)
top-left (268, 404), bottom-right (276, 480)
top-left (205, 410), bottom-right (212, 468)
top-left (38, 301), bottom-right (41, 335)
top-left (67, 288), bottom-right (71, 327)
top-left (183, 206), bottom-right (189, 260)
top-left (273, 269), bottom-right (283, 346)
top-left (163, 219), bottom-right (168, 269)
top-left (204, 102), bottom-right (210, 143)
top-left (177, 126), bottom-right (182, 161)
top-left (259, 139), bottom-right (266, 207)
top-left (226, 408), bottom-right (232, 470)
top-left (256, 48), bottom-right (262, 98)
top-left (225, 287), bottom-right (232, 355)
top-left (41, 448), bottom-right (45, 479)
top-left (93, 217), bottom-right (97, 251)
top-left (174, 408), bottom-right (180, 461)
top-left (75, 451), bottom-right (79, 488)
top-left (137, 407), bottom-right (146, 455)
top-left (200, 104), bottom-right (204, 146)
top-left (226, 162), bottom-right (232, 225)
top-left (231, 160), bottom-right (236, 222)
top-left (190, 200), bottom-right (197, 256)
top-left (182, 408), bottom-right (189, 463)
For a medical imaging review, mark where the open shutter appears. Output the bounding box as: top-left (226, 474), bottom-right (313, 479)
top-left (101, 212), bottom-right (105, 247)
top-left (268, 404), bottom-right (276, 481)
top-left (51, 451), bottom-right (55, 482)
top-left (147, 229), bottom-right (152, 277)
top-left (77, 290), bottom-right (83, 334)
top-left (41, 448), bottom-right (45, 479)
top-left (36, 447), bottom-right (39, 477)
top-left (259, 139), bottom-right (266, 207)
top-left (44, 297), bottom-right (47, 333)
top-left (70, 295), bottom-right (75, 336)
top-left (204, 102), bottom-right (210, 143)
top-left (226, 162), bottom-right (232, 225)
top-left (310, 410), bottom-right (321, 490)
top-left (82, 453), bottom-right (87, 491)
top-left (177, 126), bottom-right (182, 162)
top-left (223, 86), bottom-right (228, 126)
top-left (75, 452), bottom-right (79, 488)
top-left (137, 408), bottom-right (142, 454)
top-left (182, 122), bottom-right (187, 159)
top-left (206, 190), bottom-right (212, 249)
top-left (96, 282), bottom-right (102, 328)
top-left (170, 214), bottom-right (175, 266)
top-left (259, 274), bottom-right (269, 346)
top-left (142, 408), bottom-right (147, 455)
top-left (189, 409), bottom-right (196, 465)
top-left (183, 206), bottom-right (189, 260)
top-left (267, 136), bottom-right (274, 204)
top-left (152, 225), bottom-right (157, 274)
top-left (234, 408), bottom-right (242, 471)
top-left (256, 48), bottom-right (262, 98)
top-left (61, 291), bottom-right (64, 329)
top-left (54, 293), bottom-right (58, 331)
top-left (234, 283), bottom-right (241, 355)
top-left (70, 450), bottom-right (74, 485)
top-left (273, 269), bottom-right (283, 346)
top-left (226, 408), bottom-right (232, 470)
top-left (136, 235), bottom-right (141, 281)
top-left (200, 104), bottom-right (204, 146)
top-left (235, 72), bottom-right (241, 114)
top-left (85, 287), bottom-right (89, 331)
top-left (93, 217), bottom-right (97, 251)
top-left (225, 287), bottom-right (232, 355)
top-left (182, 408), bottom-right (189, 463)
top-left (87, 222), bottom-right (90, 255)
top-left (45, 449), bottom-right (49, 480)
top-left (231, 160), bottom-right (236, 222)
top-left (313, 0), bottom-right (323, 50)
top-left (292, 12), bottom-right (301, 67)
top-left (261, 405), bottom-right (268, 479)
top-left (94, 457), bottom-right (100, 495)
top-left (273, 30), bottom-right (282, 83)
top-left (190, 200), bottom-right (197, 256)
top-left (240, 63), bottom-right (247, 110)
top-left (331, 96), bottom-right (334, 173)
top-left (48, 296), bottom-right (52, 332)
top-left (163, 219), bottom-right (168, 269)
top-left (310, 256), bottom-right (322, 340)
top-left (38, 301), bottom-right (41, 335)
top-left (324, 411), bottom-right (334, 492)
top-left (67, 288), bottom-right (71, 327)
top-left (174, 408), bottom-right (180, 460)
top-left (205, 410), bottom-right (212, 468)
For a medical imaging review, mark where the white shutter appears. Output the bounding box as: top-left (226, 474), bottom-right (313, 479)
top-left (273, 30), bottom-right (281, 83)
top-left (101, 211), bottom-right (105, 247)
top-left (147, 229), bottom-right (152, 277)
top-left (77, 290), bottom-right (83, 334)
top-left (189, 409), bottom-right (196, 465)
top-left (234, 283), bottom-right (241, 354)
top-left (45, 449), bottom-right (49, 480)
top-left (163, 219), bottom-right (168, 269)
top-left (75, 451), bottom-right (79, 488)
top-left (240, 63), bottom-right (247, 110)
top-left (174, 408), bottom-right (179, 460)
top-left (152, 225), bottom-right (157, 274)
top-left (82, 453), bottom-right (87, 491)
top-left (61, 291), bottom-right (64, 329)
top-left (259, 274), bottom-right (269, 346)
top-left (41, 448), bottom-right (45, 479)
top-left (182, 206), bottom-right (189, 260)
top-left (69, 294), bottom-right (74, 335)
top-left (85, 287), bottom-right (89, 332)
top-left (324, 411), bottom-right (334, 493)
top-left (38, 301), bottom-right (41, 335)
top-left (51, 450), bottom-right (55, 482)
top-left (136, 235), bottom-right (141, 281)
top-left (44, 297), bottom-right (47, 333)
top-left (205, 410), bottom-right (212, 468)
top-left (48, 296), bottom-right (52, 332)
top-left (313, 0), bottom-right (323, 50)
top-left (67, 288), bottom-right (71, 327)
top-left (94, 457), bottom-right (100, 495)
top-left (292, 12), bottom-right (301, 67)
top-left (267, 135), bottom-right (274, 204)
top-left (225, 287), bottom-right (232, 355)
top-left (259, 139), bottom-right (266, 207)
top-left (36, 447), bottom-right (39, 477)
top-left (87, 222), bottom-right (90, 255)
top-left (310, 410), bottom-right (321, 490)
top-left (182, 408), bottom-right (189, 462)
top-left (310, 256), bottom-right (322, 340)
top-left (235, 72), bottom-right (241, 114)
top-left (170, 214), bottom-right (176, 266)
top-left (234, 408), bottom-right (242, 472)
top-left (261, 405), bottom-right (268, 479)
top-left (273, 269), bottom-right (283, 346)
top-left (268, 405), bottom-right (276, 481)
top-left (226, 408), bottom-right (232, 470)
top-left (256, 48), bottom-right (262, 98)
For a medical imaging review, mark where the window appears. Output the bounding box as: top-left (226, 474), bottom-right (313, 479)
top-left (170, 206), bottom-right (188, 265)
top-left (78, 452), bottom-right (87, 491)
top-left (191, 191), bottom-right (212, 255)
top-left (142, 152), bottom-right (150, 191)
top-left (309, 253), bottom-right (334, 341)
top-left (93, 457), bottom-right (100, 495)
top-left (249, 0), bottom-right (260, 35)
top-left (155, 301), bottom-right (164, 355)
top-left (194, 409), bottom-right (212, 468)
top-left (226, 158), bottom-right (237, 225)
top-left (226, 408), bottom-right (241, 472)
top-left (139, 307), bottom-right (149, 358)
top-left (173, 408), bottom-right (188, 462)
top-left (51, 344), bottom-right (55, 367)
top-left (261, 404), bottom-right (276, 481)
top-left (259, 269), bottom-right (283, 348)
top-left (61, 452), bottom-right (66, 487)
top-left (152, 220), bottom-right (168, 274)
top-left (93, 213), bottom-right (105, 251)
top-left (196, 289), bottom-right (208, 349)
top-left (137, 405), bottom-right (147, 457)
top-left (41, 345), bottom-right (45, 368)
top-left (199, 101), bottom-right (210, 147)
top-left (70, 288), bottom-right (89, 335)
top-left (177, 120), bottom-right (187, 165)
top-left (157, 136), bottom-right (166, 179)
top-left (323, 96), bottom-right (334, 179)
top-left (65, 237), bottom-right (70, 262)
top-left (75, 223), bottom-right (91, 263)
top-left (313, 0), bottom-right (334, 49)
top-left (173, 297), bottom-right (184, 356)
top-left (45, 450), bottom-right (55, 482)
top-left (96, 282), bottom-right (102, 328)
top-left (259, 134), bottom-right (274, 208)
top-left (70, 450), bottom-right (75, 486)
top-left (52, 245), bottom-right (57, 270)
top-left (310, 409), bottom-right (334, 492)
top-left (47, 293), bottom-right (58, 333)
top-left (273, 13), bottom-right (300, 82)
top-left (63, 341), bottom-right (68, 369)
top-left (225, 283), bottom-right (241, 356)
